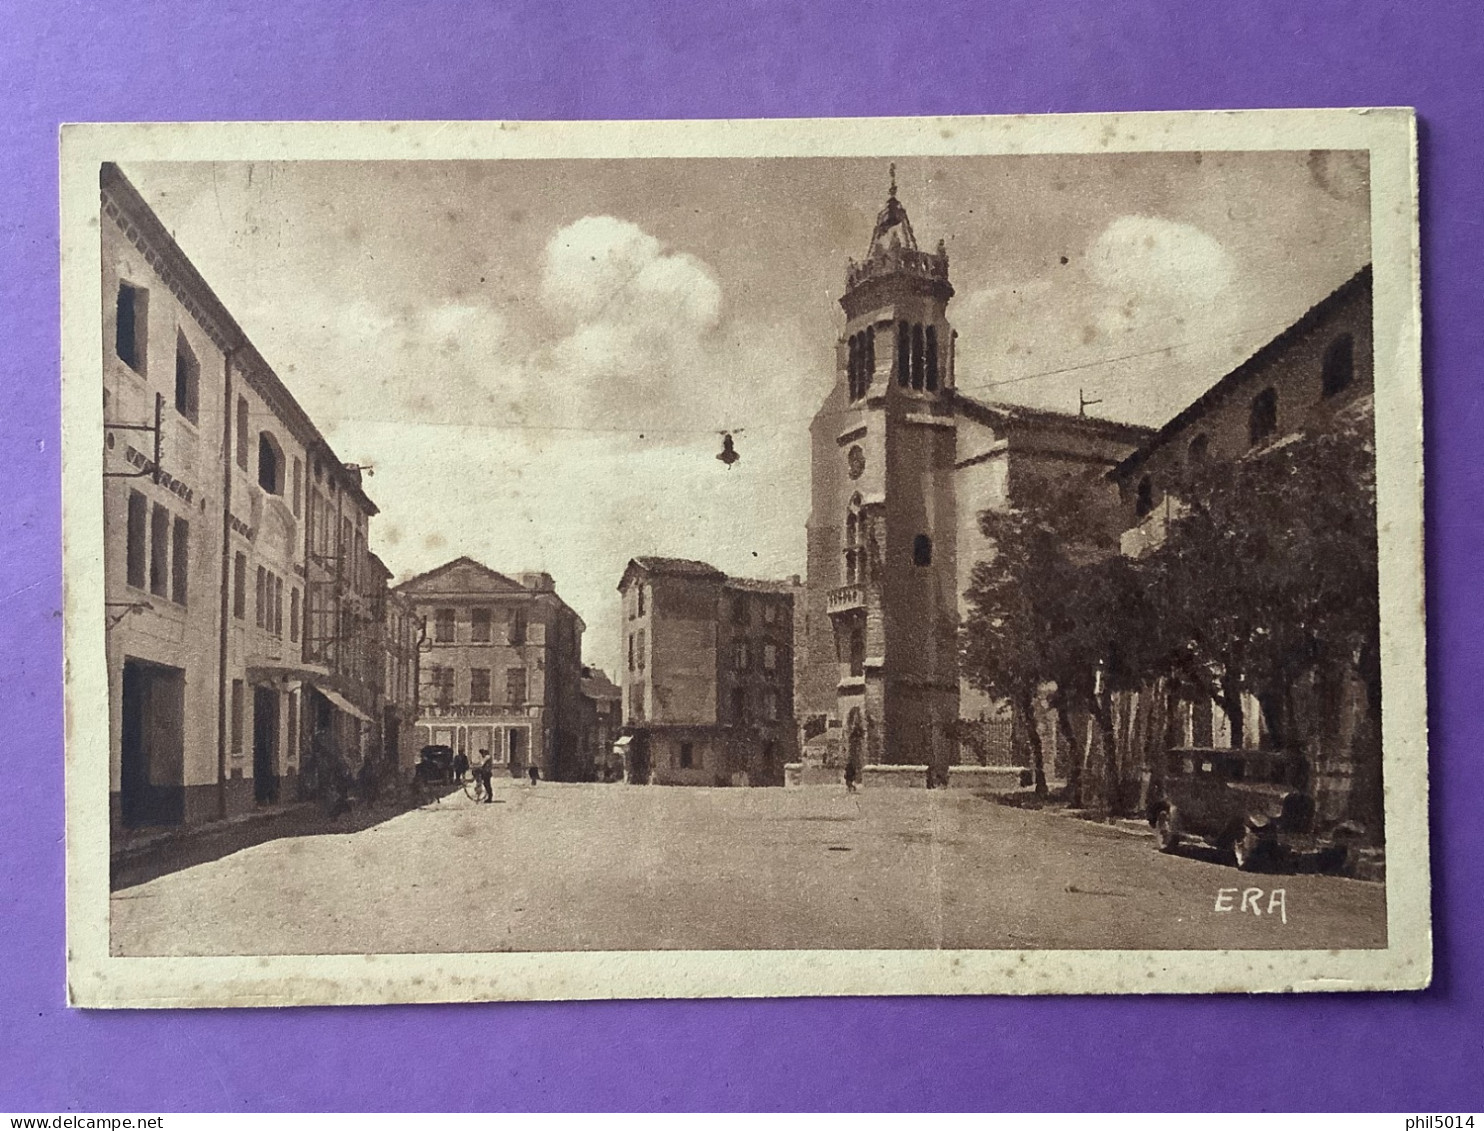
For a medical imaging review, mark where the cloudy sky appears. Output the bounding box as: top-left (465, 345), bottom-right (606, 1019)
top-left (123, 150), bottom-right (1370, 674)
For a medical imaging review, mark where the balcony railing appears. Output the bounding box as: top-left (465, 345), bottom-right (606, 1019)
top-left (827, 583), bottom-right (866, 614)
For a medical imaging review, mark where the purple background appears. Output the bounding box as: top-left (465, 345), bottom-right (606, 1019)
top-left (2, 0), bottom-right (1479, 1112)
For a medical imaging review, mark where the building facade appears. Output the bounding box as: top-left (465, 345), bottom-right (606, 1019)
top-left (800, 177), bottom-right (1150, 780)
top-left (103, 162), bottom-right (385, 834)
top-left (1111, 266), bottom-right (1373, 558)
top-left (1108, 265), bottom-right (1376, 823)
top-left (370, 553), bottom-right (422, 776)
top-left (579, 666), bottom-right (624, 782)
top-left (397, 557), bottom-right (587, 780)
top-left (617, 557), bottom-right (798, 786)
top-left (104, 165), bottom-right (231, 829)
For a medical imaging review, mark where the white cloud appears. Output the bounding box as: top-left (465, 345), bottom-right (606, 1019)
top-left (528, 215), bottom-right (732, 428)
top-left (947, 215), bottom-right (1258, 422)
top-left (423, 302), bottom-right (499, 349)
top-left (325, 215), bottom-right (818, 671)
top-left (540, 215), bottom-right (721, 331)
top-left (1085, 215), bottom-right (1239, 343)
top-left (1087, 214), bottom-right (1237, 302)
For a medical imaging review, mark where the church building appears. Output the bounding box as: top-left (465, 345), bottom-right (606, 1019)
top-left (800, 173), bottom-right (1152, 780)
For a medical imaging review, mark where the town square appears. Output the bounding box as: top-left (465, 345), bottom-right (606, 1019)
top-left (112, 777), bottom-right (1385, 956)
top-left (87, 128), bottom-right (1400, 972)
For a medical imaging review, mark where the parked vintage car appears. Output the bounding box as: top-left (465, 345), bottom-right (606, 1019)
top-left (1145, 747), bottom-right (1356, 872)
top-left (414, 744), bottom-right (456, 785)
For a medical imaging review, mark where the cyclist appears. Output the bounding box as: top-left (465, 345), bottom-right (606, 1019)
top-left (474, 749), bottom-right (495, 803)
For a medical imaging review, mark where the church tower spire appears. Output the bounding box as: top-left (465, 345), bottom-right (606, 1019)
top-left (840, 170), bottom-right (955, 399)
top-left (801, 167), bottom-right (961, 782)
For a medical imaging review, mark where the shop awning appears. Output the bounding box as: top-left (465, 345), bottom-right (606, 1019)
top-left (612, 735), bottom-right (633, 750)
top-left (315, 686), bottom-right (372, 723)
top-left (246, 662), bottom-right (331, 685)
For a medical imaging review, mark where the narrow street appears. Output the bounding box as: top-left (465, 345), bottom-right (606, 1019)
top-left (111, 779), bottom-right (1387, 956)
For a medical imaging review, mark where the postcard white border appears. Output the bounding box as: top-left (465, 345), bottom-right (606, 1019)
top-left (61, 110), bottom-right (1428, 1007)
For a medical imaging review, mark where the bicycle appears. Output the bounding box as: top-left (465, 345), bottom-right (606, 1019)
top-left (463, 768), bottom-right (497, 803)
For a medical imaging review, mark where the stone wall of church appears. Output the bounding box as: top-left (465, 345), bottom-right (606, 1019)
top-left (881, 404), bottom-right (960, 769)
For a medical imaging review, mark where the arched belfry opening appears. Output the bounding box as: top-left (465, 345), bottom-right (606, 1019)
top-left (847, 326), bottom-right (876, 401)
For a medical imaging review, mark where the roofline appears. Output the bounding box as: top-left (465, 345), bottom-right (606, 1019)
top-left (617, 556), bottom-right (725, 591)
top-left (952, 391), bottom-right (1153, 441)
top-left (394, 555), bottom-right (586, 631)
top-left (723, 577), bottom-right (801, 594)
top-left (393, 555), bottom-right (527, 594)
top-left (101, 162), bottom-right (378, 517)
top-left (1110, 264), bottom-right (1373, 481)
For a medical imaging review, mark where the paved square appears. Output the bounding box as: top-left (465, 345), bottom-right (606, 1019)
top-left (112, 780), bottom-right (1386, 955)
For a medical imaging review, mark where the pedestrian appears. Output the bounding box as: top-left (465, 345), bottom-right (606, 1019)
top-left (452, 749), bottom-right (469, 785)
top-left (845, 748), bottom-right (861, 794)
top-left (325, 747), bottom-right (352, 819)
top-left (527, 763), bottom-right (540, 786)
top-left (475, 749), bottom-right (494, 803)
top-left (358, 753), bottom-right (380, 807)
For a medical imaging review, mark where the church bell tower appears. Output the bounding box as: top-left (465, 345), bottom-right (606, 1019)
top-left (803, 167), bottom-right (960, 780)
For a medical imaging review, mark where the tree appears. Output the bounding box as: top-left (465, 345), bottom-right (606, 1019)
top-left (1055, 548), bottom-right (1159, 811)
top-left (1147, 398), bottom-right (1380, 822)
top-left (960, 475), bottom-right (1130, 801)
top-left (961, 398), bottom-right (1378, 822)
top-left (961, 537), bottom-right (1055, 798)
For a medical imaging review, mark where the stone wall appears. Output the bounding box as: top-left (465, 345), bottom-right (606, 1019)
top-left (860, 763), bottom-right (928, 788)
top-left (945, 765), bottom-right (1027, 791)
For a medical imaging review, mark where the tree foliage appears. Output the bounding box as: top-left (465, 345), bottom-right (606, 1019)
top-left (1149, 399), bottom-right (1378, 748)
top-left (960, 476), bottom-right (1119, 799)
top-left (960, 398), bottom-right (1380, 819)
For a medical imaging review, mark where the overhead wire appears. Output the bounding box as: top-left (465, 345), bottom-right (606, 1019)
top-left (110, 320), bottom-right (1280, 440)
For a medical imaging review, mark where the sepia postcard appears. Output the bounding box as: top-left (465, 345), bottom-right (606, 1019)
top-left (60, 110), bottom-right (1428, 1007)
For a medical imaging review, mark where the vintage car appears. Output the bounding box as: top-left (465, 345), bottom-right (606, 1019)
top-left (1145, 747), bottom-right (1355, 872)
top-left (414, 744), bottom-right (456, 784)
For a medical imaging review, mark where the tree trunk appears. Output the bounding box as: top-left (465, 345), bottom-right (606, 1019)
top-left (1258, 689), bottom-right (1285, 750)
top-left (1140, 683), bottom-right (1166, 770)
top-left (1258, 675), bottom-right (1304, 753)
top-left (1091, 690), bottom-right (1120, 814)
top-left (1161, 681), bottom-right (1184, 750)
top-left (1144, 678), bottom-right (1172, 767)
top-left (1013, 689), bottom-right (1048, 798)
top-left (1221, 683), bottom-right (1245, 749)
top-left (1055, 702), bottom-right (1081, 807)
